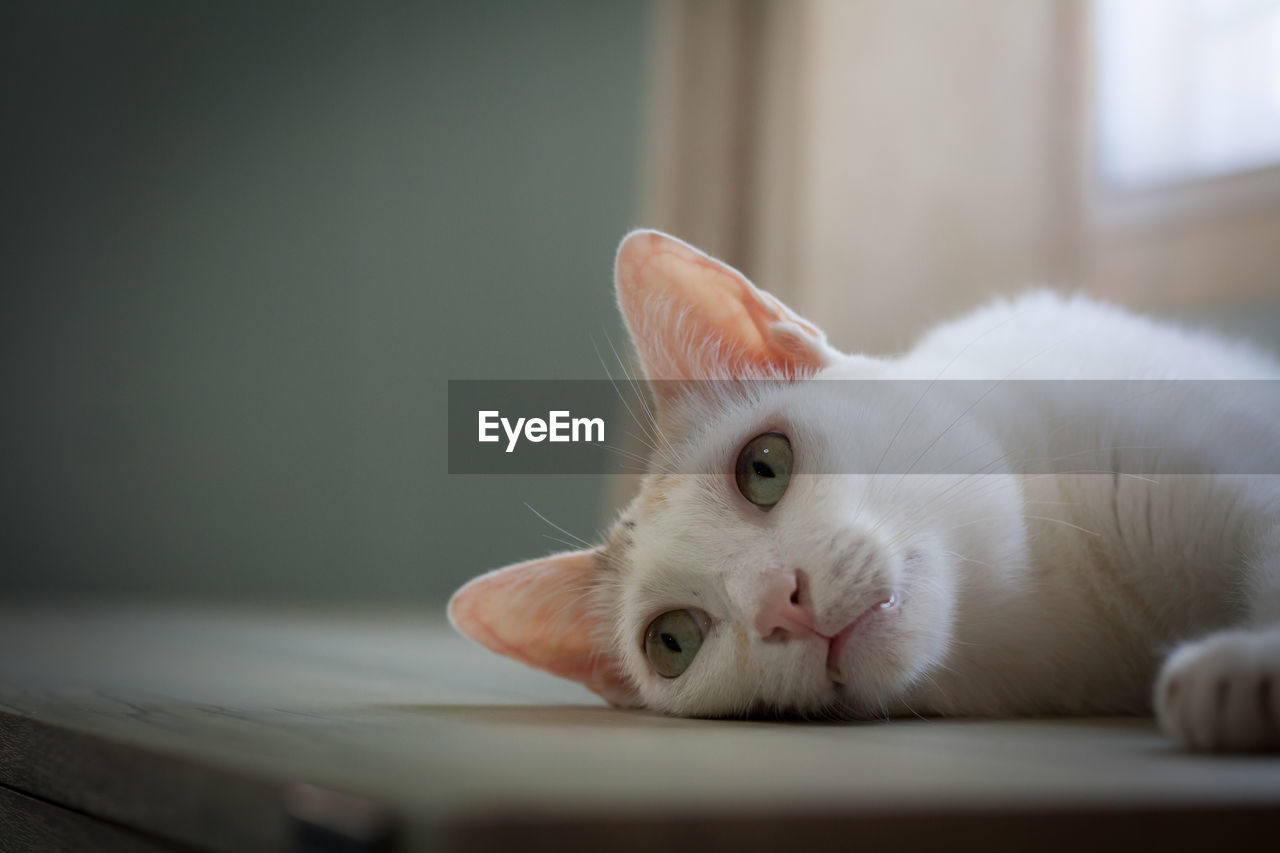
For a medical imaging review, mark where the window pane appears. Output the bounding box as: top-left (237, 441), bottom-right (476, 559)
top-left (1096, 0), bottom-right (1280, 189)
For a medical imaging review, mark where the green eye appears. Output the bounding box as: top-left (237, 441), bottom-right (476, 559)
top-left (644, 609), bottom-right (706, 678)
top-left (735, 432), bottom-right (792, 508)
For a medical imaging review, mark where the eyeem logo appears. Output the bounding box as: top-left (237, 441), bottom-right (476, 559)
top-left (478, 410), bottom-right (605, 453)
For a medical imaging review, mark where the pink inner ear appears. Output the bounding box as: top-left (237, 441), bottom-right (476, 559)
top-left (447, 550), bottom-right (635, 706)
top-left (615, 230), bottom-right (832, 382)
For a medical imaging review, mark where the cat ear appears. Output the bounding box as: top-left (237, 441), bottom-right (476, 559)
top-left (615, 229), bottom-right (839, 386)
top-left (447, 549), bottom-right (636, 707)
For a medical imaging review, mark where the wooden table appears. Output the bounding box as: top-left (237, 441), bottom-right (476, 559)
top-left (1, 603), bottom-right (1277, 852)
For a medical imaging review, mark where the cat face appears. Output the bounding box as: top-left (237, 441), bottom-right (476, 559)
top-left (605, 390), bottom-right (966, 717)
top-left (449, 230), bottom-right (1022, 717)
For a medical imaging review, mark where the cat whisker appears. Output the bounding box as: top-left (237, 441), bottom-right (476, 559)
top-left (867, 335), bottom-right (1076, 526)
top-left (853, 317), bottom-right (1015, 529)
top-left (899, 342), bottom-right (1067, 479)
top-left (942, 549), bottom-right (996, 571)
top-left (603, 444), bottom-right (672, 475)
top-left (592, 331), bottom-right (676, 472)
top-left (1021, 514), bottom-right (1102, 537)
top-left (896, 696), bottom-right (931, 722)
top-left (875, 438), bottom-right (1168, 554)
top-left (524, 502), bottom-right (595, 549)
top-left (909, 669), bottom-right (952, 707)
top-left (934, 513), bottom-right (1103, 538)
top-left (542, 533), bottom-right (589, 552)
top-left (601, 327), bottom-right (681, 466)
top-left (871, 456), bottom-right (1022, 548)
top-left (618, 427), bottom-right (662, 458)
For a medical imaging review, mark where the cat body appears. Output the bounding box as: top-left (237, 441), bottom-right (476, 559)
top-left (450, 230), bottom-right (1280, 751)
top-left (889, 294), bottom-right (1279, 718)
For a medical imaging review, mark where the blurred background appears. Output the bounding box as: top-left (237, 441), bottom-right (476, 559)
top-left (3, 0), bottom-right (1279, 604)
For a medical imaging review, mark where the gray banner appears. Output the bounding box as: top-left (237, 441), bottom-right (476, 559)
top-left (448, 380), bottom-right (1280, 475)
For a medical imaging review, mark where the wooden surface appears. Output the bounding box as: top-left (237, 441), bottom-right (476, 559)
top-left (1, 603), bottom-right (1278, 852)
top-left (0, 786), bottom-right (182, 853)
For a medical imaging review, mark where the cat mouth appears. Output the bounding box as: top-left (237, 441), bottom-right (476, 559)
top-left (825, 592), bottom-right (899, 684)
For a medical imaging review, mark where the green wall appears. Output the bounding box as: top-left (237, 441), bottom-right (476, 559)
top-left (1, 1), bottom-right (649, 601)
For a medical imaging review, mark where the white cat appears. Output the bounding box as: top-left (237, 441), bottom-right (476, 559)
top-left (450, 229), bottom-right (1280, 752)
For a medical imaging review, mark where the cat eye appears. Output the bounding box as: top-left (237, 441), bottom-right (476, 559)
top-left (735, 432), bottom-right (792, 508)
top-left (643, 609), bottom-right (706, 678)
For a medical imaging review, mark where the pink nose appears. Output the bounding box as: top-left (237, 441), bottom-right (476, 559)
top-left (752, 568), bottom-right (819, 640)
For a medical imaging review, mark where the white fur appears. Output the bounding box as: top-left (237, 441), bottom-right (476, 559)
top-left (610, 291), bottom-right (1280, 750)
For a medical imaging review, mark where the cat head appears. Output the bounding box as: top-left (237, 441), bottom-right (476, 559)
top-left (449, 230), bottom-right (1022, 717)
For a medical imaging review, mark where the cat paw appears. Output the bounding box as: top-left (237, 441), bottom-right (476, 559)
top-left (1154, 629), bottom-right (1280, 752)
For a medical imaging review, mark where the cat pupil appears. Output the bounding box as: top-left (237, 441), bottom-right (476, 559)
top-left (753, 461), bottom-right (775, 478)
top-left (661, 633), bottom-right (682, 653)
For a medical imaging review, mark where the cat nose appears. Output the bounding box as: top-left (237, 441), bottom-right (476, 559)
top-left (753, 568), bottom-right (820, 642)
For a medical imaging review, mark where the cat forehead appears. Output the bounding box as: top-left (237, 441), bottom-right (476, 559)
top-left (625, 474), bottom-right (729, 552)
top-left (607, 474), bottom-right (754, 590)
